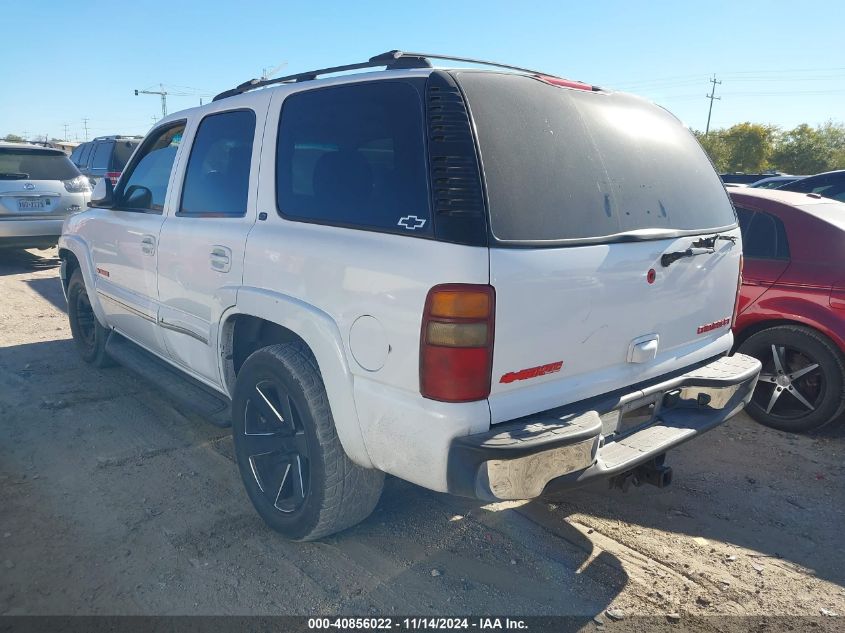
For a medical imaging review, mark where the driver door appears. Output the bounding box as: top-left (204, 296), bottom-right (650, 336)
top-left (87, 121), bottom-right (186, 355)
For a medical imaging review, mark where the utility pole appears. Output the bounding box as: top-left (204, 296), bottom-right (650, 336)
top-left (63, 123), bottom-right (69, 140)
top-left (135, 84), bottom-right (168, 118)
top-left (82, 118), bottom-right (89, 141)
top-left (705, 74), bottom-right (721, 136)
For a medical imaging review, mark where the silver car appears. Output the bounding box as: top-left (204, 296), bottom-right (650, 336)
top-left (0, 142), bottom-right (91, 249)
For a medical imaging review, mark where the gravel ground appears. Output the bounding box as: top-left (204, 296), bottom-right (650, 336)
top-left (1, 248), bottom-right (844, 629)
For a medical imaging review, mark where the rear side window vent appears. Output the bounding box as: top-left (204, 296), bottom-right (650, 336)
top-left (426, 71), bottom-right (488, 247)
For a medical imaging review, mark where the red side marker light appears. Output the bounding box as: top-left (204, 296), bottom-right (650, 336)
top-left (647, 268), bottom-right (656, 284)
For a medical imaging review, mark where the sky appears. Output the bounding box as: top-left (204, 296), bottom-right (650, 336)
top-left (2, 0), bottom-right (843, 142)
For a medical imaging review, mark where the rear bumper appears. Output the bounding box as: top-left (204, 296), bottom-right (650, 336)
top-left (0, 218), bottom-right (64, 248)
top-left (447, 353), bottom-right (761, 500)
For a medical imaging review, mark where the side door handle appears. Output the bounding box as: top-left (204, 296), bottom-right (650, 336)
top-left (210, 245), bottom-right (232, 272)
top-left (141, 235), bottom-right (156, 256)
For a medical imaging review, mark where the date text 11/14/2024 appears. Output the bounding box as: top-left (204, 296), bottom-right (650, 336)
top-left (307, 617), bottom-right (528, 630)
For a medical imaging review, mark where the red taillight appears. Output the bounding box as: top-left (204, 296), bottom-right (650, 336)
top-left (106, 171), bottom-right (121, 185)
top-left (731, 254), bottom-right (744, 326)
top-left (534, 74), bottom-right (597, 91)
top-left (420, 284), bottom-right (495, 402)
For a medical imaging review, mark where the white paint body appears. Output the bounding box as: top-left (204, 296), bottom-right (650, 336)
top-left (60, 68), bottom-right (740, 493)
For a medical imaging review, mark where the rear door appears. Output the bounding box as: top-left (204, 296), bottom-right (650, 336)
top-left (156, 104), bottom-right (263, 385)
top-left (456, 72), bottom-right (742, 422)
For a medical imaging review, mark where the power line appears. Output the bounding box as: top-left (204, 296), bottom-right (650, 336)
top-left (705, 74), bottom-right (721, 135)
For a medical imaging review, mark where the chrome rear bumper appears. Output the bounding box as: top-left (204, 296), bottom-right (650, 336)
top-left (447, 353), bottom-right (761, 500)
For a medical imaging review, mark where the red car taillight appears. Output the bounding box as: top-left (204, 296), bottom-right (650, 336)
top-left (732, 254), bottom-right (744, 326)
top-left (106, 171), bottom-right (121, 186)
top-left (420, 284), bottom-right (495, 402)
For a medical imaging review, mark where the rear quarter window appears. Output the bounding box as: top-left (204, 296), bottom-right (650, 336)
top-left (111, 140), bottom-right (139, 171)
top-left (456, 72), bottom-right (737, 244)
top-left (91, 141), bottom-right (113, 170)
top-left (275, 80), bottom-right (431, 236)
top-left (735, 206), bottom-right (789, 260)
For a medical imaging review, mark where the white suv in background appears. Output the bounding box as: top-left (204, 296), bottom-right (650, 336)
top-left (59, 51), bottom-right (760, 540)
top-left (1, 143), bottom-right (91, 249)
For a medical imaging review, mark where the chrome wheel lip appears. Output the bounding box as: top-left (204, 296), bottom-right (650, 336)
top-left (242, 379), bottom-right (310, 514)
top-left (752, 344), bottom-right (824, 420)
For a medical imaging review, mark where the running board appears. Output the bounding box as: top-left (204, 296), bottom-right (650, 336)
top-left (105, 333), bottom-right (232, 428)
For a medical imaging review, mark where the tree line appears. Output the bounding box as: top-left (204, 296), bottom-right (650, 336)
top-left (7, 122), bottom-right (845, 177)
top-left (694, 121), bottom-right (845, 175)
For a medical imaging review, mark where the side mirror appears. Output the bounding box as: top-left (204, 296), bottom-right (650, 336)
top-left (88, 177), bottom-right (115, 208)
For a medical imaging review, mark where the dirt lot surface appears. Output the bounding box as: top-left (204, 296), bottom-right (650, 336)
top-left (2, 248), bottom-right (844, 629)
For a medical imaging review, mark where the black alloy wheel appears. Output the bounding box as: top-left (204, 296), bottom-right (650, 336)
top-left (241, 379), bottom-right (310, 514)
top-left (232, 343), bottom-right (384, 540)
top-left (739, 325), bottom-right (845, 432)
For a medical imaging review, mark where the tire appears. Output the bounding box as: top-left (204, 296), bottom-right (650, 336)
top-left (67, 269), bottom-right (113, 368)
top-left (738, 325), bottom-right (845, 432)
top-left (232, 342), bottom-right (384, 540)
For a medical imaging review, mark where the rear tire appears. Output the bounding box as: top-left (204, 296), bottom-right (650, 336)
top-left (232, 342), bottom-right (383, 540)
top-left (67, 269), bottom-right (113, 368)
top-left (738, 325), bottom-right (845, 432)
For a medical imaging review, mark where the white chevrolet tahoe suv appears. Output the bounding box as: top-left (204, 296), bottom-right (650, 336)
top-left (59, 51), bottom-right (761, 540)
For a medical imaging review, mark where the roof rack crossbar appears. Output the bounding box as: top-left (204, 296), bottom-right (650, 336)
top-left (212, 50), bottom-right (560, 102)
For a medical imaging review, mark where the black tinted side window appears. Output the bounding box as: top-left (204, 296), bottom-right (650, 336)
top-left (78, 143), bottom-right (93, 169)
top-left (737, 207), bottom-right (789, 260)
top-left (179, 110), bottom-right (255, 217)
top-left (69, 145), bottom-right (83, 165)
top-left (91, 141), bottom-right (112, 171)
top-left (276, 81), bottom-right (430, 236)
top-left (117, 123), bottom-right (185, 212)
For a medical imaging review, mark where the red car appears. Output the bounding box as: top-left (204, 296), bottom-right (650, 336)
top-left (730, 188), bottom-right (845, 432)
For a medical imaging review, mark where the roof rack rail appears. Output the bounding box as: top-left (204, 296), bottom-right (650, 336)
top-left (212, 50), bottom-right (560, 102)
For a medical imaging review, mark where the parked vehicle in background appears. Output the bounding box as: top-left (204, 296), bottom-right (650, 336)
top-left (0, 142), bottom-right (91, 249)
top-left (748, 175), bottom-right (804, 189)
top-left (730, 188), bottom-right (845, 431)
top-left (59, 50), bottom-right (759, 540)
top-left (70, 136), bottom-right (141, 187)
top-left (775, 170), bottom-right (845, 202)
top-left (721, 172), bottom-right (784, 186)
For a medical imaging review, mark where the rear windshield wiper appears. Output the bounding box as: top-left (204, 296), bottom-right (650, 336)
top-left (661, 233), bottom-right (736, 267)
top-left (0, 172), bottom-right (29, 180)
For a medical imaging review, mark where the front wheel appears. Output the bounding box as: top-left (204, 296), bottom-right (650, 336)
top-left (738, 325), bottom-right (845, 432)
top-left (67, 269), bottom-right (113, 367)
top-left (232, 342), bottom-right (383, 540)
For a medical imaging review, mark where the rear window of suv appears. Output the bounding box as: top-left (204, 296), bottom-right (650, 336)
top-left (112, 140), bottom-right (139, 170)
top-left (276, 80), bottom-right (431, 236)
top-left (0, 148), bottom-right (80, 180)
top-left (457, 72), bottom-right (737, 244)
